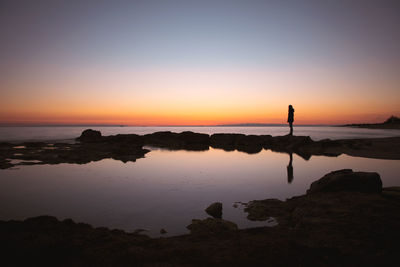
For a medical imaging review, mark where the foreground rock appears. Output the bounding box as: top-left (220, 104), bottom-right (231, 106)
top-left (1, 170), bottom-right (400, 266)
top-left (307, 169), bottom-right (382, 194)
top-left (245, 169), bottom-right (385, 222)
top-left (187, 218), bottom-right (238, 235)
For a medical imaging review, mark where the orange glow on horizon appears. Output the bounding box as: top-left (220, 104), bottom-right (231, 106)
top-left (1, 67), bottom-right (399, 126)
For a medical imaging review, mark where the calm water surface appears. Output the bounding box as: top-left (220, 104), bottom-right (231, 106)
top-left (1, 147), bottom-right (399, 237)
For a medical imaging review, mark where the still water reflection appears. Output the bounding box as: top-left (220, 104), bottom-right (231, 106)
top-left (0, 148), bottom-right (399, 236)
top-left (287, 153), bottom-right (294, 184)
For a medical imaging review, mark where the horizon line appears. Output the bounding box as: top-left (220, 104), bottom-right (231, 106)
top-left (0, 123), bottom-right (338, 127)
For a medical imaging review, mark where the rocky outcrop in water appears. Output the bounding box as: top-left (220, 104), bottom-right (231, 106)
top-left (76, 129), bottom-right (102, 142)
top-left (144, 131), bottom-right (210, 151)
top-left (1, 130), bottom-right (400, 169)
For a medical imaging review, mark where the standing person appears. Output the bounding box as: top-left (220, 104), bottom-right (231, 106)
top-left (288, 105), bottom-right (294, 136)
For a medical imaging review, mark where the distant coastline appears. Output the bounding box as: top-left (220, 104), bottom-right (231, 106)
top-left (341, 116), bottom-right (400, 130)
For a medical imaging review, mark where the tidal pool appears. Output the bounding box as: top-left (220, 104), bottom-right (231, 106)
top-left (0, 147), bottom-right (399, 236)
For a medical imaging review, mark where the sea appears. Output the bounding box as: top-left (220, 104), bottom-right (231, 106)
top-left (1, 126), bottom-right (399, 236)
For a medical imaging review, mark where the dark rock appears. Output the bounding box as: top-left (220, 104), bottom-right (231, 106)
top-left (384, 116), bottom-right (400, 124)
top-left (205, 202), bottom-right (223, 218)
top-left (244, 199), bottom-right (287, 221)
top-left (143, 131), bottom-right (182, 148)
top-left (76, 129), bottom-right (102, 142)
top-left (24, 142), bottom-right (48, 148)
top-left (270, 135), bottom-right (313, 150)
top-left (178, 131), bottom-right (209, 144)
top-left (210, 133), bottom-right (245, 151)
top-left (382, 187), bottom-right (400, 201)
top-left (236, 135), bottom-right (264, 146)
top-left (144, 131), bottom-right (209, 151)
top-left (307, 169), bottom-right (382, 194)
top-left (0, 159), bottom-right (13, 169)
top-left (236, 135), bottom-right (263, 153)
top-left (160, 228), bottom-right (167, 234)
top-left (187, 218), bottom-right (237, 235)
top-left (104, 134), bottom-right (144, 145)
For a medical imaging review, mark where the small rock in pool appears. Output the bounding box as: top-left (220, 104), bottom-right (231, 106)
top-left (205, 202), bottom-right (223, 218)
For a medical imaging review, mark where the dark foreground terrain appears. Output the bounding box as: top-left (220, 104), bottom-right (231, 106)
top-left (1, 129), bottom-right (400, 169)
top-left (1, 169), bottom-right (399, 266)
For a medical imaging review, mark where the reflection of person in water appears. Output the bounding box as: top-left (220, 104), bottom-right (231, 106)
top-left (288, 105), bottom-right (294, 136)
top-left (287, 153), bottom-right (293, 183)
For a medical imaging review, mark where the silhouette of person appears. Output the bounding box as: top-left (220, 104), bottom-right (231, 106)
top-left (287, 105), bottom-right (294, 136)
top-left (287, 152), bottom-right (293, 183)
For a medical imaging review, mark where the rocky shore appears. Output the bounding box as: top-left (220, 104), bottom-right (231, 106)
top-left (1, 169), bottom-right (399, 266)
top-left (1, 129), bottom-right (400, 169)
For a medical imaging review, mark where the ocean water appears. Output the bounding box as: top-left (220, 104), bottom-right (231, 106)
top-left (0, 126), bottom-right (400, 142)
top-left (1, 146), bottom-right (399, 237)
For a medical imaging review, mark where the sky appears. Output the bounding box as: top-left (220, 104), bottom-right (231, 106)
top-left (0, 0), bottom-right (399, 125)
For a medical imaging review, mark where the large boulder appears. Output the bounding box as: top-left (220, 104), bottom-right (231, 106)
top-left (205, 202), bottom-right (222, 218)
top-left (307, 169), bottom-right (382, 194)
top-left (76, 129), bottom-right (102, 142)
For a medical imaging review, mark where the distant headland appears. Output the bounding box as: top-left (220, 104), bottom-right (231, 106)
top-left (343, 116), bottom-right (400, 129)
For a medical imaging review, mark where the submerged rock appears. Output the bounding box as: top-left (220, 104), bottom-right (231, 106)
top-left (307, 169), bottom-right (382, 194)
top-left (187, 218), bottom-right (237, 235)
top-left (205, 202), bottom-right (223, 218)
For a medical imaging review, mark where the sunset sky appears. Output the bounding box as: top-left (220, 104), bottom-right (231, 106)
top-left (1, 0), bottom-right (399, 125)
